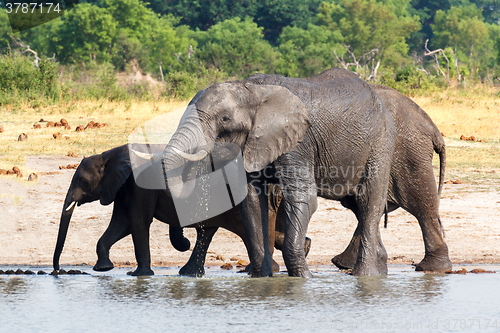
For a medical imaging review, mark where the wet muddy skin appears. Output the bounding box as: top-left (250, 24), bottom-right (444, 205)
top-left (1, 265), bottom-right (499, 332)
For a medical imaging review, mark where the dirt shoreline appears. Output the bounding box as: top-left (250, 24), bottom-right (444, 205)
top-left (1, 155), bottom-right (499, 270)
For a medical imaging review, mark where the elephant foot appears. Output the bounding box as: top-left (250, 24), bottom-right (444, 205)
top-left (352, 261), bottom-right (387, 276)
top-left (245, 259), bottom-right (280, 274)
top-left (415, 246), bottom-right (452, 272)
top-left (129, 267), bottom-right (154, 276)
top-left (248, 258), bottom-right (274, 278)
top-left (179, 263), bottom-right (205, 277)
top-left (93, 259), bottom-right (114, 272)
top-left (351, 244), bottom-right (388, 276)
top-left (287, 267), bottom-right (313, 278)
top-left (331, 251), bottom-right (357, 270)
top-left (332, 232), bottom-right (361, 270)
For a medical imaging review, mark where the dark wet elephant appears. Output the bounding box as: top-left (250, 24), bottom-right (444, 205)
top-left (297, 68), bottom-right (451, 271)
top-left (169, 69), bottom-right (451, 275)
top-left (162, 70), bottom-right (396, 277)
top-left (53, 144), bottom-right (310, 276)
top-left (330, 82), bottom-right (451, 272)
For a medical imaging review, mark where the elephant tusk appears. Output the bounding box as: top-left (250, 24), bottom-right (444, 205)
top-left (172, 147), bottom-right (208, 161)
top-left (130, 148), bottom-right (163, 162)
top-left (66, 201), bottom-right (76, 212)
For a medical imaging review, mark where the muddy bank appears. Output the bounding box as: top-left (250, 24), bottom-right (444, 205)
top-left (1, 155), bottom-right (499, 269)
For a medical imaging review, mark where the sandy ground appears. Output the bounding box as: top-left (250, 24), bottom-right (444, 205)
top-left (1, 154), bottom-right (499, 271)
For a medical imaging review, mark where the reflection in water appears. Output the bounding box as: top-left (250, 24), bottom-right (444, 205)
top-left (0, 277), bottom-right (29, 297)
top-left (353, 273), bottom-right (444, 305)
top-left (0, 267), bottom-right (499, 332)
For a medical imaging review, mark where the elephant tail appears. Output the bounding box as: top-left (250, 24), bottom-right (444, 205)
top-left (384, 203), bottom-right (388, 228)
top-left (433, 133), bottom-right (446, 237)
top-left (169, 225), bottom-right (191, 252)
top-left (433, 135), bottom-right (446, 199)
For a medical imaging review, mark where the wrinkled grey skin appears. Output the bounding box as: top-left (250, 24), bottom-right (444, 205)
top-left (172, 69), bottom-right (452, 274)
top-left (330, 81), bottom-right (451, 272)
top-left (53, 145), bottom-right (307, 276)
top-left (162, 69), bottom-right (396, 277)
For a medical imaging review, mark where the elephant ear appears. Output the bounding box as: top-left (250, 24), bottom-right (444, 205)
top-left (243, 84), bottom-right (310, 172)
top-left (100, 145), bottom-right (132, 205)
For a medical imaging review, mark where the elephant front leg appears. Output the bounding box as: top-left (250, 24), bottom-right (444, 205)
top-left (240, 184), bottom-right (273, 277)
top-left (94, 209), bottom-right (131, 272)
top-left (130, 222), bottom-right (155, 276)
top-left (179, 227), bottom-right (218, 277)
top-left (282, 201), bottom-right (315, 278)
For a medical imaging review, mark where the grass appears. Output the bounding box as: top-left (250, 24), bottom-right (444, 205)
top-left (1, 84), bottom-right (499, 180)
top-left (415, 85), bottom-right (500, 173)
top-left (0, 99), bottom-right (189, 172)
top-left (413, 85), bottom-right (500, 142)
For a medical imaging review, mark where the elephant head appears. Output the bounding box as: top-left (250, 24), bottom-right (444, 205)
top-left (162, 82), bottom-right (311, 200)
top-left (53, 145), bottom-right (190, 271)
top-left (53, 146), bottom-right (132, 270)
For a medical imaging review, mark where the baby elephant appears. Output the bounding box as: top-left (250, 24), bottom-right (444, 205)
top-left (53, 144), bottom-right (309, 276)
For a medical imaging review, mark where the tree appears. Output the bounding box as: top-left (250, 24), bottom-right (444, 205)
top-left (145, 0), bottom-right (258, 31)
top-left (317, 0), bottom-right (420, 79)
top-left (145, 16), bottom-right (196, 75)
top-left (101, 0), bottom-right (162, 70)
top-left (0, 9), bottom-right (12, 52)
top-left (431, 5), bottom-right (495, 78)
top-left (253, 0), bottom-right (322, 45)
top-left (277, 23), bottom-right (343, 77)
top-left (469, 0), bottom-right (500, 24)
top-left (408, 0), bottom-right (453, 49)
top-left (50, 4), bottom-right (117, 63)
top-left (195, 17), bottom-right (277, 77)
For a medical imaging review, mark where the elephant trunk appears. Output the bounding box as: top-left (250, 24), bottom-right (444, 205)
top-left (169, 226), bottom-right (191, 252)
top-left (163, 109), bottom-right (210, 200)
top-left (53, 189), bottom-right (77, 270)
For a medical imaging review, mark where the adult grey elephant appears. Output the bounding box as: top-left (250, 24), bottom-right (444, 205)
top-left (299, 68), bottom-right (451, 271)
top-left (53, 144), bottom-right (309, 276)
top-left (162, 70), bottom-right (396, 277)
top-left (170, 69), bottom-right (451, 274)
top-left (330, 82), bottom-right (451, 272)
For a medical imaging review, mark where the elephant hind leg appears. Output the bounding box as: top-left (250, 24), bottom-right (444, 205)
top-left (332, 226), bottom-right (360, 270)
top-left (414, 214), bottom-right (452, 272)
top-left (332, 201), bottom-right (399, 270)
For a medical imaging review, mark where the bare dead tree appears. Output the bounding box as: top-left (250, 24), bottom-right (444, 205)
top-left (10, 36), bottom-right (40, 67)
top-left (187, 45), bottom-right (194, 59)
top-left (334, 49), bottom-right (359, 71)
top-left (424, 39), bottom-right (448, 80)
top-left (424, 39), bottom-right (463, 84)
top-left (334, 45), bottom-right (381, 81)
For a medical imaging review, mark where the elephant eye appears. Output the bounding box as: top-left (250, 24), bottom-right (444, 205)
top-left (221, 115), bottom-right (230, 123)
top-left (79, 179), bottom-right (90, 191)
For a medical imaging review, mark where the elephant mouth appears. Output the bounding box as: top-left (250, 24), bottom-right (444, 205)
top-left (172, 147), bottom-right (209, 161)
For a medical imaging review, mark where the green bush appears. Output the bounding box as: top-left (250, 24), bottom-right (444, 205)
top-left (165, 65), bottom-right (227, 100)
top-left (0, 53), bottom-right (60, 106)
top-left (379, 66), bottom-right (447, 96)
top-left (195, 17), bottom-right (278, 78)
top-left (60, 62), bottom-right (143, 101)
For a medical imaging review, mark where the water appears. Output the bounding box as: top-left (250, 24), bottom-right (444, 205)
top-left (1, 265), bottom-right (499, 332)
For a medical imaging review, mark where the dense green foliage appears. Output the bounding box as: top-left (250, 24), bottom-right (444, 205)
top-left (0, 53), bottom-right (60, 105)
top-left (1, 0), bottom-right (499, 101)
